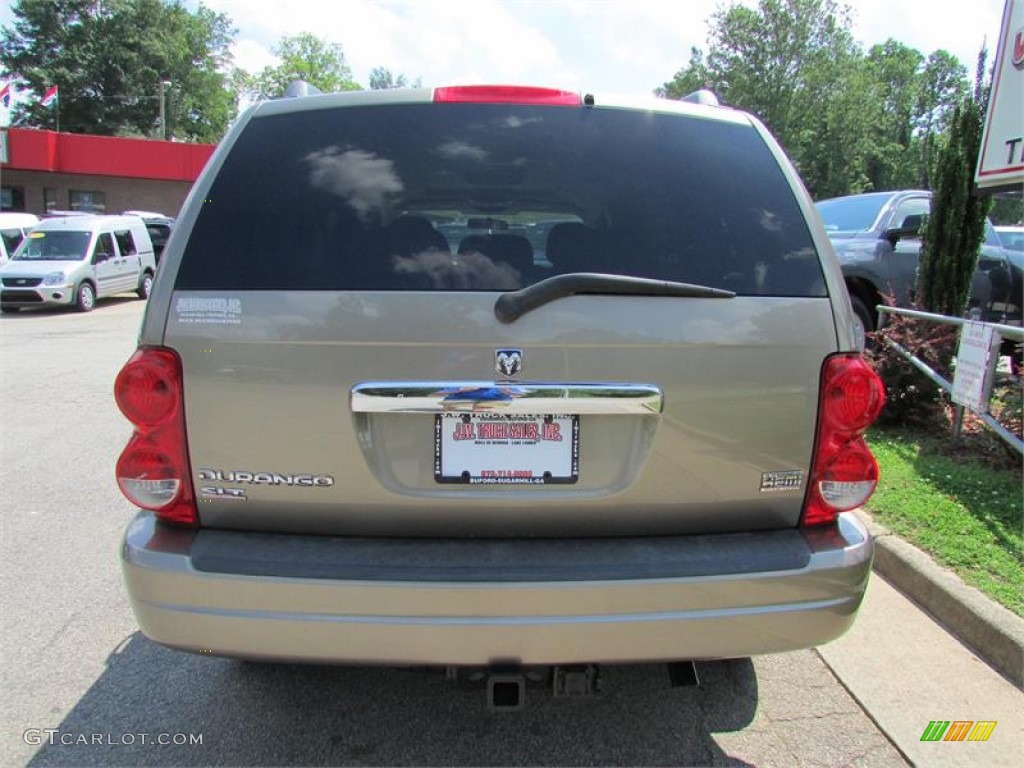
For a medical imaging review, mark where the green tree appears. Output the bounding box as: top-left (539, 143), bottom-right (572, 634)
top-left (657, 0), bottom-right (877, 198)
top-left (656, 1), bottom-right (973, 199)
top-left (248, 33), bottom-right (360, 98)
top-left (0, 0), bottom-right (237, 141)
top-left (914, 50), bottom-right (969, 187)
top-left (368, 66), bottom-right (421, 90)
top-left (917, 91), bottom-right (991, 315)
top-left (660, 0), bottom-right (860, 138)
top-left (990, 197), bottom-right (1024, 226)
top-left (863, 40), bottom-right (923, 190)
top-left (655, 47), bottom-right (709, 98)
top-left (794, 53), bottom-right (880, 197)
top-left (861, 43), bottom-right (968, 190)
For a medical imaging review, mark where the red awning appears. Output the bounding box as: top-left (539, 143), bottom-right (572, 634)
top-left (1, 128), bottom-right (216, 182)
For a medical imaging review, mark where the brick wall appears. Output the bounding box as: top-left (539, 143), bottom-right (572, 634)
top-left (2, 169), bottom-right (194, 217)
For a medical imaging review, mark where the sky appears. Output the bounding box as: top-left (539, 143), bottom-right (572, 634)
top-left (211, 0), bottom-right (1007, 95)
top-left (0, 0), bottom-right (1009, 96)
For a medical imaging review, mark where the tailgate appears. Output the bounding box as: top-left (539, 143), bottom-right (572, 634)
top-left (168, 291), bottom-right (835, 536)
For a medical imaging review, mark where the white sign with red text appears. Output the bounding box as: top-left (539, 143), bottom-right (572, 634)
top-left (952, 322), bottom-right (997, 413)
top-left (976, 0), bottom-right (1024, 191)
top-left (435, 413), bottom-right (579, 484)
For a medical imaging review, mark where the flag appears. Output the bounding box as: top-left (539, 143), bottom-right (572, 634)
top-left (40, 85), bottom-right (58, 107)
top-left (0, 81), bottom-right (11, 108)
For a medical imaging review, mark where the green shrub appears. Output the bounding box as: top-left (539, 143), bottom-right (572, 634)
top-left (867, 308), bottom-right (957, 429)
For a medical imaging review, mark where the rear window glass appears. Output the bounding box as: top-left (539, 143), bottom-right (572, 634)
top-left (177, 103), bottom-right (824, 296)
top-left (146, 224), bottom-right (170, 244)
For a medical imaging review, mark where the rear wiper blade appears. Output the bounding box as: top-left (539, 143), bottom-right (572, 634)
top-left (494, 272), bottom-right (736, 323)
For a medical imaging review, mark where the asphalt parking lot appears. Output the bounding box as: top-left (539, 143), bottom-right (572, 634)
top-left (0, 297), bottom-right (1017, 766)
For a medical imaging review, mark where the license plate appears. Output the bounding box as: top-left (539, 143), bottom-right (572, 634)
top-left (434, 414), bottom-right (579, 484)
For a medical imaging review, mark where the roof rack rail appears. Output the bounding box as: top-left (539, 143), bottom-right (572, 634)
top-left (280, 80), bottom-right (323, 99)
top-left (680, 89), bottom-right (719, 106)
top-left (41, 210), bottom-right (93, 218)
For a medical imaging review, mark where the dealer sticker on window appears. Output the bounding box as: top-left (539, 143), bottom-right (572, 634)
top-left (434, 413), bottom-right (579, 484)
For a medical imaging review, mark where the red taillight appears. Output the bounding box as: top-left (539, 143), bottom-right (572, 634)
top-left (821, 359), bottom-right (884, 432)
top-left (433, 85), bottom-right (581, 106)
top-left (801, 354), bottom-right (885, 527)
top-left (114, 348), bottom-right (196, 526)
top-left (115, 349), bottom-right (181, 428)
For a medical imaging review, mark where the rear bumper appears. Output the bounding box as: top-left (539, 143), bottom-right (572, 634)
top-left (121, 512), bottom-right (873, 665)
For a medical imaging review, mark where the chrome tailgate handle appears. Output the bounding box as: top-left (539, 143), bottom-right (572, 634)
top-left (350, 382), bottom-right (663, 415)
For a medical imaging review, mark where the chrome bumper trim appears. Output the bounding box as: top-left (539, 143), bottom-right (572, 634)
top-left (350, 381), bottom-right (663, 415)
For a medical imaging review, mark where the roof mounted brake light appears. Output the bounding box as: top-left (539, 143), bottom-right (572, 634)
top-left (433, 85), bottom-right (581, 106)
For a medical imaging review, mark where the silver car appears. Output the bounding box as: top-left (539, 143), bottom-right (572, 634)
top-left (116, 86), bottom-right (884, 689)
top-left (0, 215), bottom-right (156, 312)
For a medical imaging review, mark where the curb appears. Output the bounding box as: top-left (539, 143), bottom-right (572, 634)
top-left (858, 511), bottom-right (1024, 689)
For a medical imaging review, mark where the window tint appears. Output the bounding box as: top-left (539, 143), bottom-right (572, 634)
top-left (1, 228), bottom-right (25, 255)
top-left (816, 193), bottom-right (894, 233)
top-left (888, 198), bottom-right (929, 235)
top-left (177, 103), bottom-right (824, 296)
top-left (93, 232), bottom-right (115, 261)
top-left (114, 229), bottom-right (137, 256)
top-left (146, 224), bottom-right (170, 244)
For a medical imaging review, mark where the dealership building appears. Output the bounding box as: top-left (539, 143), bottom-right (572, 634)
top-left (0, 127), bottom-right (215, 216)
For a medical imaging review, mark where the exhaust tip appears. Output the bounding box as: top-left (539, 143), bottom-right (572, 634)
top-left (667, 661), bottom-right (701, 687)
top-left (487, 675), bottom-right (525, 711)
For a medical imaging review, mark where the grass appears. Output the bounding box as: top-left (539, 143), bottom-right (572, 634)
top-left (866, 427), bottom-right (1023, 616)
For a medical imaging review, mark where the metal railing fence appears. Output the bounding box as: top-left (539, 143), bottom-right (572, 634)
top-left (876, 306), bottom-right (1022, 456)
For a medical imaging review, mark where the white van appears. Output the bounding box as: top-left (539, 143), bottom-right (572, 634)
top-left (0, 213), bottom-right (40, 266)
top-left (0, 215), bottom-right (156, 313)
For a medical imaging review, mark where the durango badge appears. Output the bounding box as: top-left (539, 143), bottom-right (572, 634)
top-left (495, 348), bottom-right (523, 377)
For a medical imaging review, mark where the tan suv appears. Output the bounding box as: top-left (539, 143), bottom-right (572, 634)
top-left (116, 86), bottom-right (884, 699)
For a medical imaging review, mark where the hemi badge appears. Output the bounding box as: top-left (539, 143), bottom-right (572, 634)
top-left (760, 471), bottom-right (804, 492)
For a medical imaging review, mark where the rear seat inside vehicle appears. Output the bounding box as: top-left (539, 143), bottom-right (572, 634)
top-left (385, 216), bottom-right (450, 256)
top-left (545, 222), bottom-right (605, 274)
top-left (457, 233), bottom-right (536, 285)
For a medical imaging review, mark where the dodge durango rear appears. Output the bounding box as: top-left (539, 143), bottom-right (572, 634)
top-left (118, 84), bottom-right (884, 680)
